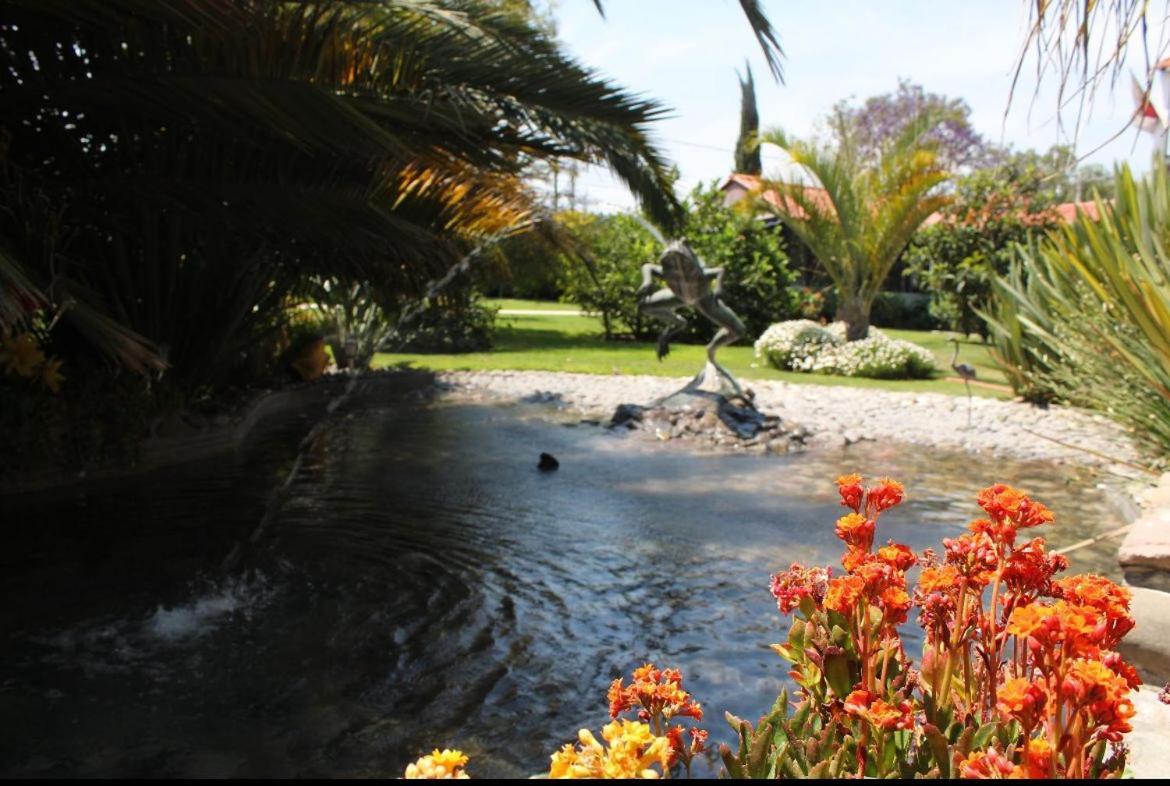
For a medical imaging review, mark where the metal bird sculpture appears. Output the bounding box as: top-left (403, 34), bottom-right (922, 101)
top-left (950, 337), bottom-right (977, 427)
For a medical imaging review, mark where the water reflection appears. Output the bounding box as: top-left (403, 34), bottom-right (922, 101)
top-left (0, 395), bottom-right (1127, 777)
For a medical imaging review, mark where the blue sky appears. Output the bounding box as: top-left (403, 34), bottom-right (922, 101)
top-left (545, 0), bottom-right (1170, 211)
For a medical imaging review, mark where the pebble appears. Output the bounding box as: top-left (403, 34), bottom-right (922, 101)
top-left (436, 370), bottom-right (1142, 467)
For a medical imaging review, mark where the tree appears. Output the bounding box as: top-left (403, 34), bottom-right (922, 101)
top-left (734, 62), bottom-right (762, 175)
top-left (0, 0), bottom-right (683, 388)
top-left (903, 166), bottom-right (1062, 337)
top-left (757, 112), bottom-right (951, 341)
top-left (831, 80), bottom-right (990, 171)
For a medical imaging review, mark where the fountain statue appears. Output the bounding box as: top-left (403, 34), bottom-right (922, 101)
top-left (609, 234), bottom-right (803, 451)
top-left (636, 237), bottom-right (747, 399)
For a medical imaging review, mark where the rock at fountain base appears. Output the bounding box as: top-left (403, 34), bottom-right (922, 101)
top-left (609, 390), bottom-right (808, 453)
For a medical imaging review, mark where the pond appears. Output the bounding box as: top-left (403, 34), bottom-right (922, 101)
top-left (0, 380), bottom-right (1129, 777)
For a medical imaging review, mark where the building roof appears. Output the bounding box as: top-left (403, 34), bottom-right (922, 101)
top-left (719, 172), bottom-right (1102, 226)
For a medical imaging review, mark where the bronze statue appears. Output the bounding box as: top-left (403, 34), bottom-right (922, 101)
top-left (636, 237), bottom-right (747, 397)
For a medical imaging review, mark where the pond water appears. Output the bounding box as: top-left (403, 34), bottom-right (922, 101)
top-left (0, 381), bottom-right (1129, 777)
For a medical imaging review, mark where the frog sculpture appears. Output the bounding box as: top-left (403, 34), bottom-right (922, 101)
top-left (636, 237), bottom-right (748, 397)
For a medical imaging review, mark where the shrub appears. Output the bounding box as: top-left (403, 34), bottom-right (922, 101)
top-left (990, 162), bottom-right (1170, 452)
top-left (678, 182), bottom-right (798, 341)
top-left (556, 212), bottom-right (660, 341)
top-left (557, 182), bottom-right (798, 342)
top-left (754, 320), bottom-right (934, 379)
top-left (902, 165), bottom-right (1062, 338)
top-left (753, 320), bottom-right (838, 371)
top-left (388, 290), bottom-right (497, 355)
top-left (407, 476), bottom-right (1139, 779)
top-left (812, 334), bottom-right (936, 379)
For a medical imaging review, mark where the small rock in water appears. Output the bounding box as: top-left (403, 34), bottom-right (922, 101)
top-left (538, 452), bottom-right (559, 472)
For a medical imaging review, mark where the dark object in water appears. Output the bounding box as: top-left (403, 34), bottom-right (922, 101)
top-left (538, 453), bottom-right (559, 472)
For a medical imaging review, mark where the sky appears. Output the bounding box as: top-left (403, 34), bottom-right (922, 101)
top-left (544, 0), bottom-right (1170, 212)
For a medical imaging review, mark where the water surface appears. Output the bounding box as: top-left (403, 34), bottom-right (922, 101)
top-left (0, 384), bottom-right (1128, 777)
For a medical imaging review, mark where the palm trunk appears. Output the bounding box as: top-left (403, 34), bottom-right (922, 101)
top-left (835, 295), bottom-right (870, 341)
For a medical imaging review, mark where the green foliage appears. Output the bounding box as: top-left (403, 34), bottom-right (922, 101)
top-left (388, 287), bottom-right (498, 355)
top-left (0, 358), bottom-right (156, 475)
top-left (558, 182), bottom-right (797, 342)
top-left (978, 259), bottom-right (1057, 405)
top-left (556, 211), bottom-right (660, 340)
top-left (758, 109), bottom-right (951, 340)
top-left (734, 63), bottom-right (761, 175)
top-left (0, 0), bottom-right (682, 391)
top-left (903, 159), bottom-right (1064, 337)
top-left (991, 162), bottom-right (1170, 453)
top-left (681, 183), bottom-right (798, 339)
top-left (478, 230), bottom-right (565, 301)
top-left (304, 279), bottom-right (395, 370)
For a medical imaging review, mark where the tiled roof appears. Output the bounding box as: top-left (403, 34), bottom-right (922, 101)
top-left (719, 172), bottom-right (1102, 225)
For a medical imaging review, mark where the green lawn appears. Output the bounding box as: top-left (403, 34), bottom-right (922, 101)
top-left (487, 298), bottom-right (582, 313)
top-left (375, 299), bottom-right (1011, 398)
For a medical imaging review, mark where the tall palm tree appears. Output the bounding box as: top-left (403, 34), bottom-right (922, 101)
top-left (0, 0), bottom-right (693, 384)
top-left (755, 112), bottom-right (951, 340)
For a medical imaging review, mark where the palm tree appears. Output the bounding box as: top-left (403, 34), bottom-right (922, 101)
top-left (755, 112), bottom-right (951, 340)
top-left (0, 0), bottom-right (696, 385)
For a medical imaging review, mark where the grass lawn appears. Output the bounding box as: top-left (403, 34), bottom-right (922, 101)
top-left (374, 299), bottom-right (1011, 398)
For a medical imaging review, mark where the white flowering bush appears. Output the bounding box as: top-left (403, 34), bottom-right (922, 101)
top-left (753, 320), bottom-right (838, 371)
top-left (754, 320), bottom-right (935, 380)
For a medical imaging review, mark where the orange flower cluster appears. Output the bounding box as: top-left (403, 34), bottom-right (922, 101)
top-left (607, 663), bottom-right (706, 776)
top-left (768, 476), bottom-right (1139, 779)
top-left (915, 482), bottom-right (1138, 778)
top-left (843, 689), bottom-right (914, 731)
top-left (769, 563), bottom-right (831, 614)
top-left (608, 664), bottom-right (702, 723)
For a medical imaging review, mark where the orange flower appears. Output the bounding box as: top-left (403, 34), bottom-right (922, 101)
top-left (866, 478), bottom-right (904, 513)
top-left (1001, 538), bottom-right (1067, 597)
top-left (841, 546), bottom-right (868, 573)
top-left (611, 663), bottom-right (702, 723)
top-left (1014, 738), bottom-right (1052, 779)
top-left (876, 541), bottom-right (917, 571)
top-left (665, 725), bottom-right (708, 767)
top-left (878, 586), bottom-right (911, 625)
top-left (1102, 650), bottom-right (1142, 690)
top-left (1061, 658), bottom-right (1136, 740)
top-left (996, 677), bottom-right (1047, 728)
top-left (943, 532), bottom-right (998, 586)
top-left (916, 565), bottom-right (960, 594)
top-left (836, 473), bottom-right (864, 511)
top-left (1007, 601), bottom-right (1104, 658)
top-left (1052, 575), bottom-right (1134, 647)
top-left (968, 517), bottom-right (1017, 546)
top-left (976, 483), bottom-right (1054, 530)
top-left (769, 563), bottom-right (831, 615)
top-left (824, 575), bottom-right (865, 615)
top-left (843, 689), bottom-right (914, 730)
top-left (835, 513), bottom-right (875, 550)
top-left (957, 748), bottom-right (1015, 778)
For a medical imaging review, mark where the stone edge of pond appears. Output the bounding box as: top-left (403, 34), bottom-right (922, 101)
top-left (1117, 471), bottom-right (1170, 778)
top-left (0, 369), bottom-right (436, 496)
top-left (1119, 472), bottom-right (1170, 683)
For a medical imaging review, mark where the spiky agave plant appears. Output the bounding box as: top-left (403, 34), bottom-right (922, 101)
top-left (989, 161), bottom-right (1170, 455)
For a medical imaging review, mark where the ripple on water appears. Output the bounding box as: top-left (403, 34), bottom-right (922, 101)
top-left (0, 399), bottom-right (1130, 778)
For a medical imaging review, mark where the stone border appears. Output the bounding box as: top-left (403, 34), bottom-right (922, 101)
top-left (1118, 471), bottom-right (1170, 687)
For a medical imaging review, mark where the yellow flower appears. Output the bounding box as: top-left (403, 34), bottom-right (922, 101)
top-left (548, 720), bottom-right (669, 779)
top-left (404, 748), bottom-right (469, 779)
top-left (40, 356), bottom-right (64, 393)
top-left (0, 332), bottom-right (45, 377)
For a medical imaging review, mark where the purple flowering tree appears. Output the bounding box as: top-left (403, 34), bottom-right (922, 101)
top-left (831, 80), bottom-right (991, 172)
